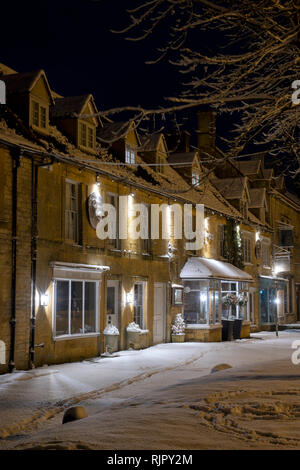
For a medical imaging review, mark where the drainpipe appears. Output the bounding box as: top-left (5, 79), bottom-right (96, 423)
top-left (29, 159), bottom-right (53, 369)
top-left (9, 149), bottom-right (21, 373)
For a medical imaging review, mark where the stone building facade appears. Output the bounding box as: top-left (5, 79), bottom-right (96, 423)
top-left (0, 63), bottom-right (299, 373)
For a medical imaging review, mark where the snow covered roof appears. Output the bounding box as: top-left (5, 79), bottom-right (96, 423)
top-left (212, 177), bottom-right (248, 200)
top-left (180, 257), bottom-right (253, 281)
top-left (52, 94), bottom-right (93, 118)
top-left (263, 168), bottom-right (274, 180)
top-left (233, 160), bottom-right (261, 176)
top-left (248, 188), bottom-right (267, 209)
top-left (96, 121), bottom-right (132, 143)
top-left (168, 152), bottom-right (197, 166)
top-left (139, 133), bottom-right (162, 151)
top-left (2, 70), bottom-right (54, 105)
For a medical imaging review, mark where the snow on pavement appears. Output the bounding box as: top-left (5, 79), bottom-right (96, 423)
top-left (0, 331), bottom-right (300, 450)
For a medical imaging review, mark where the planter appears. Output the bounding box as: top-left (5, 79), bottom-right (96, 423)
top-left (104, 333), bottom-right (119, 353)
top-left (233, 319), bottom-right (243, 340)
top-left (221, 319), bottom-right (234, 341)
top-left (172, 334), bottom-right (185, 343)
top-left (127, 330), bottom-right (141, 349)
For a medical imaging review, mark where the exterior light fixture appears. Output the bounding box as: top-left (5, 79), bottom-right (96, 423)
top-left (40, 293), bottom-right (49, 307)
top-left (126, 292), bottom-right (133, 304)
top-left (96, 174), bottom-right (101, 186)
top-left (200, 293), bottom-right (207, 302)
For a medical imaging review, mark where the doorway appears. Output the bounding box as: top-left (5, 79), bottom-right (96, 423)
top-left (153, 283), bottom-right (166, 344)
top-left (106, 280), bottom-right (119, 329)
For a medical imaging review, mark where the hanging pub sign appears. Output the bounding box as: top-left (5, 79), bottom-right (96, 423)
top-left (87, 191), bottom-right (105, 229)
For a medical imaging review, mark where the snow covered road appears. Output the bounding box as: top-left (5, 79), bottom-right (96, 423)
top-left (0, 331), bottom-right (300, 450)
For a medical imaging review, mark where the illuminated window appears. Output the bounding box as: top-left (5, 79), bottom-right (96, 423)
top-left (54, 279), bottom-right (98, 338)
top-left (192, 172), bottom-right (200, 186)
top-left (125, 145), bottom-right (136, 164)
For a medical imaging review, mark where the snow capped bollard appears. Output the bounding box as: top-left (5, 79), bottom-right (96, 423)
top-left (171, 313), bottom-right (186, 343)
top-left (62, 406), bottom-right (88, 424)
top-left (103, 324), bottom-right (120, 354)
top-left (211, 363), bottom-right (232, 374)
top-left (126, 322), bottom-right (142, 350)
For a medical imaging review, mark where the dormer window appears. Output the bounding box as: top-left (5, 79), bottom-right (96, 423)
top-left (31, 100), bottom-right (47, 129)
top-left (157, 155), bottom-right (165, 174)
top-left (192, 171), bottom-right (200, 186)
top-left (79, 122), bottom-right (95, 150)
top-left (126, 145), bottom-right (136, 164)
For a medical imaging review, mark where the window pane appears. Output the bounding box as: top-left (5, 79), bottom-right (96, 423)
top-left (107, 286), bottom-right (116, 316)
top-left (32, 101), bottom-right (39, 126)
top-left (88, 127), bottom-right (94, 148)
top-left (56, 281), bottom-right (69, 336)
top-left (80, 123), bottom-right (87, 146)
top-left (134, 284), bottom-right (144, 328)
top-left (85, 282), bottom-right (96, 333)
top-left (40, 107), bottom-right (46, 128)
top-left (71, 281), bottom-right (83, 334)
top-left (184, 290), bottom-right (208, 324)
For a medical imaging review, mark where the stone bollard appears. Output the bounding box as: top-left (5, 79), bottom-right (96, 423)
top-left (62, 406), bottom-right (88, 424)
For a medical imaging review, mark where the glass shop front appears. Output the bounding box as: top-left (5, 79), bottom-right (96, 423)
top-left (183, 279), bottom-right (250, 326)
top-left (259, 277), bottom-right (288, 324)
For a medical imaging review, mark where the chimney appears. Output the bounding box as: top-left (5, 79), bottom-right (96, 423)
top-left (196, 110), bottom-right (216, 149)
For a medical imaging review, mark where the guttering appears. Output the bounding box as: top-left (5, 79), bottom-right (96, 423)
top-left (0, 138), bottom-right (241, 222)
top-left (0, 138), bottom-right (272, 232)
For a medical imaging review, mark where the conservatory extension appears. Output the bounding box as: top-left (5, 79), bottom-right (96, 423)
top-left (180, 257), bottom-right (253, 342)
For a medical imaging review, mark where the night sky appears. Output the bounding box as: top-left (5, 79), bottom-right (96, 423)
top-left (1, 0), bottom-right (177, 111)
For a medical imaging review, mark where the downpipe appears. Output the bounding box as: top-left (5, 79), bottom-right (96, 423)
top-left (8, 149), bottom-right (21, 372)
top-left (29, 160), bottom-right (53, 369)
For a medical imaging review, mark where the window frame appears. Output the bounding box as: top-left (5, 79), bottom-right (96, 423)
top-left (52, 278), bottom-right (100, 340)
top-left (125, 144), bottom-right (136, 165)
top-left (242, 232), bottom-right (253, 264)
top-left (133, 282), bottom-right (145, 329)
top-left (65, 179), bottom-right (80, 245)
top-left (262, 240), bottom-right (271, 268)
top-left (31, 99), bottom-right (48, 129)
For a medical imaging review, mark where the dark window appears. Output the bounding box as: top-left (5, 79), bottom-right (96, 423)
top-left (279, 229), bottom-right (294, 247)
top-left (32, 101), bottom-right (39, 126)
top-left (88, 127), bottom-right (94, 149)
top-left (40, 106), bottom-right (46, 128)
top-left (80, 123), bottom-right (87, 147)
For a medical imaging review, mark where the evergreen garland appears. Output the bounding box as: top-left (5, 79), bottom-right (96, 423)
top-left (224, 220), bottom-right (244, 269)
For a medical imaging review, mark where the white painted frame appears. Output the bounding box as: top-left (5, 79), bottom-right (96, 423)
top-left (52, 278), bottom-right (100, 340)
top-left (154, 282), bottom-right (167, 343)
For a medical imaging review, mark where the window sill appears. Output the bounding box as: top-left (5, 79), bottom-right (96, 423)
top-left (262, 265), bottom-right (272, 269)
top-left (185, 324), bottom-right (221, 330)
top-left (53, 333), bottom-right (100, 342)
top-left (243, 262), bottom-right (253, 266)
